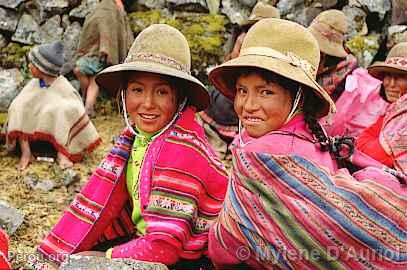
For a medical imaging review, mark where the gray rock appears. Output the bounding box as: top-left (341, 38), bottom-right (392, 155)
top-left (349, 0), bottom-right (391, 20)
top-left (137, 0), bottom-right (166, 10)
top-left (221, 0), bottom-right (251, 25)
top-left (0, 7), bottom-right (19, 32)
top-left (61, 168), bottom-right (80, 186)
top-left (342, 5), bottom-right (368, 39)
top-left (0, 200), bottom-right (24, 235)
top-left (387, 25), bottom-right (407, 49)
top-left (69, 0), bottom-right (100, 20)
top-left (60, 255), bottom-right (169, 270)
top-left (39, 15), bottom-right (64, 44)
top-left (238, 0), bottom-right (256, 8)
top-left (168, 0), bottom-right (208, 12)
top-left (277, 0), bottom-right (303, 17)
top-left (24, 173), bottom-right (56, 191)
top-left (0, 34), bottom-right (7, 49)
top-left (0, 68), bottom-right (24, 112)
top-left (0, 0), bottom-right (25, 9)
top-left (34, 0), bottom-right (70, 22)
top-left (12, 13), bottom-right (41, 45)
top-left (62, 21), bottom-right (82, 64)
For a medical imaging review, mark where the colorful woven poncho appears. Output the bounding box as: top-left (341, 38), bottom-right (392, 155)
top-left (37, 107), bottom-right (228, 265)
top-left (210, 146), bottom-right (406, 269)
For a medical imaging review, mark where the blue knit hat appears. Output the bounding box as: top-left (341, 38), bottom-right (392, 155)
top-left (29, 41), bottom-right (65, 77)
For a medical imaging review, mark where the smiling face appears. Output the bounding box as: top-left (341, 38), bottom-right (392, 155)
top-left (382, 72), bottom-right (407, 103)
top-left (234, 72), bottom-right (294, 138)
top-left (125, 72), bottom-right (178, 133)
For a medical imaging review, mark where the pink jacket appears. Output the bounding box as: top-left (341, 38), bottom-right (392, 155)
top-left (322, 68), bottom-right (389, 137)
top-left (237, 115), bottom-right (338, 172)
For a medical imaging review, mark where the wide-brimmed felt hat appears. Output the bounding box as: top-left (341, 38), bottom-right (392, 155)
top-left (308, 9), bottom-right (348, 58)
top-left (29, 41), bottom-right (65, 77)
top-left (95, 24), bottom-right (209, 111)
top-left (368, 42), bottom-right (407, 79)
top-left (242, 1), bottom-right (280, 26)
top-left (209, 18), bottom-right (335, 118)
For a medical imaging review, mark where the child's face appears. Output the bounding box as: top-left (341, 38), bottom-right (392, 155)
top-left (125, 72), bottom-right (178, 133)
top-left (29, 63), bottom-right (42, 78)
top-left (234, 72), bottom-right (293, 138)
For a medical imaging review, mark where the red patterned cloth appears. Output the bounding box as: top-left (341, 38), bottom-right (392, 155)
top-left (0, 229), bottom-right (11, 270)
top-left (318, 55), bottom-right (358, 100)
top-left (37, 107), bottom-right (228, 265)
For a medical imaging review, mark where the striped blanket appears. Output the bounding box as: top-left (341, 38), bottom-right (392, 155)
top-left (213, 148), bottom-right (406, 269)
top-left (37, 107), bottom-right (228, 265)
top-left (380, 94), bottom-right (407, 174)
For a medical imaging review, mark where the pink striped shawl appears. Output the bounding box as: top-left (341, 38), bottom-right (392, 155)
top-left (380, 94), bottom-right (407, 173)
top-left (37, 107), bottom-right (228, 265)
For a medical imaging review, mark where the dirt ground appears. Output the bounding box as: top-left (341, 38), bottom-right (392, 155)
top-left (0, 110), bottom-right (124, 269)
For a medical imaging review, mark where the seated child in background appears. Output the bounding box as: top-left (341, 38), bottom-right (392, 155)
top-left (6, 41), bottom-right (101, 170)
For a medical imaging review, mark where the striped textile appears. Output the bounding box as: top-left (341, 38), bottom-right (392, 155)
top-left (380, 94), bottom-right (407, 173)
top-left (212, 148), bottom-right (406, 269)
top-left (7, 76), bottom-right (101, 161)
top-left (37, 107), bottom-right (228, 265)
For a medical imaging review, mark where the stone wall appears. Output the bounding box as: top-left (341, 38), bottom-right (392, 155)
top-left (0, 0), bottom-right (406, 112)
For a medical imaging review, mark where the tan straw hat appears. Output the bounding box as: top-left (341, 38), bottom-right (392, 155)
top-left (242, 1), bottom-right (280, 26)
top-left (209, 18), bottom-right (335, 117)
top-left (368, 42), bottom-right (407, 79)
top-left (95, 24), bottom-right (209, 111)
top-left (308, 9), bottom-right (348, 58)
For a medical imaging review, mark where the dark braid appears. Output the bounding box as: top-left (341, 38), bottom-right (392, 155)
top-left (302, 89), bottom-right (355, 163)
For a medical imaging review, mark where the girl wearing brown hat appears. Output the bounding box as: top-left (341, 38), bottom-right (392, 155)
top-left (207, 19), bottom-right (406, 269)
top-left (37, 24), bottom-right (228, 267)
top-left (356, 42), bottom-right (407, 173)
top-left (6, 41), bottom-right (101, 170)
top-left (308, 9), bottom-right (358, 101)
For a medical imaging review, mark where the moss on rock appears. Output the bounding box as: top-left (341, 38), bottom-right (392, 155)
top-left (346, 34), bottom-right (381, 67)
top-left (128, 10), bottom-right (228, 82)
top-left (0, 43), bottom-right (32, 78)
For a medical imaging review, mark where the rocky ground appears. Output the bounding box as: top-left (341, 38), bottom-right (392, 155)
top-left (0, 104), bottom-right (124, 269)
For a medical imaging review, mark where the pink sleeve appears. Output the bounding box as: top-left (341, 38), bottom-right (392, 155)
top-left (111, 234), bottom-right (179, 265)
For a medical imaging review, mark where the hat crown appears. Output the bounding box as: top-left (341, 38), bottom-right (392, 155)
top-left (38, 41), bottom-right (65, 67)
top-left (311, 9), bottom-right (348, 34)
top-left (249, 2), bottom-right (280, 20)
top-left (125, 24), bottom-right (191, 73)
top-left (387, 42), bottom-right (407, 59)
top-left (241, 18), bottom-right (320, 78)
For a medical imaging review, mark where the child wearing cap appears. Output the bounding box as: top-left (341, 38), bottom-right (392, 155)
top-left (6, 41), bottom-right (101, 170)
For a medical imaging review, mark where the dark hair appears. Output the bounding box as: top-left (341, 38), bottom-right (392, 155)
top-left (379, 84), bottom-right (390, 102)
top-left (234, 67), bottom-right (354, 163)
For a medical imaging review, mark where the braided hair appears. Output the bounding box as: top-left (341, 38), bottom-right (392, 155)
top-left (302, 89), bottom-right (355, 163)
top-left (232, 67), bottom-right (355, 164)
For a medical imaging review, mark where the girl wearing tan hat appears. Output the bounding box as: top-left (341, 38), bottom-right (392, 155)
top-left (308, 9), bottom-right (358, 101)
top-left (356, 42), bottom-right (407, 173)
top-left (207, 19), bottom-right (406, 269)
top-left (37, 24), bottom-right (228, 267)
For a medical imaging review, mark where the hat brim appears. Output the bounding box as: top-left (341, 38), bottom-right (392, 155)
top-left (367, 62), bottom-right (407, 80)
top-left (208, 54), bottom-right (335, 118)
top-left (95, 61), bottom-right (209, 112)
top-left (309, 28), bottom-right (348, 58)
